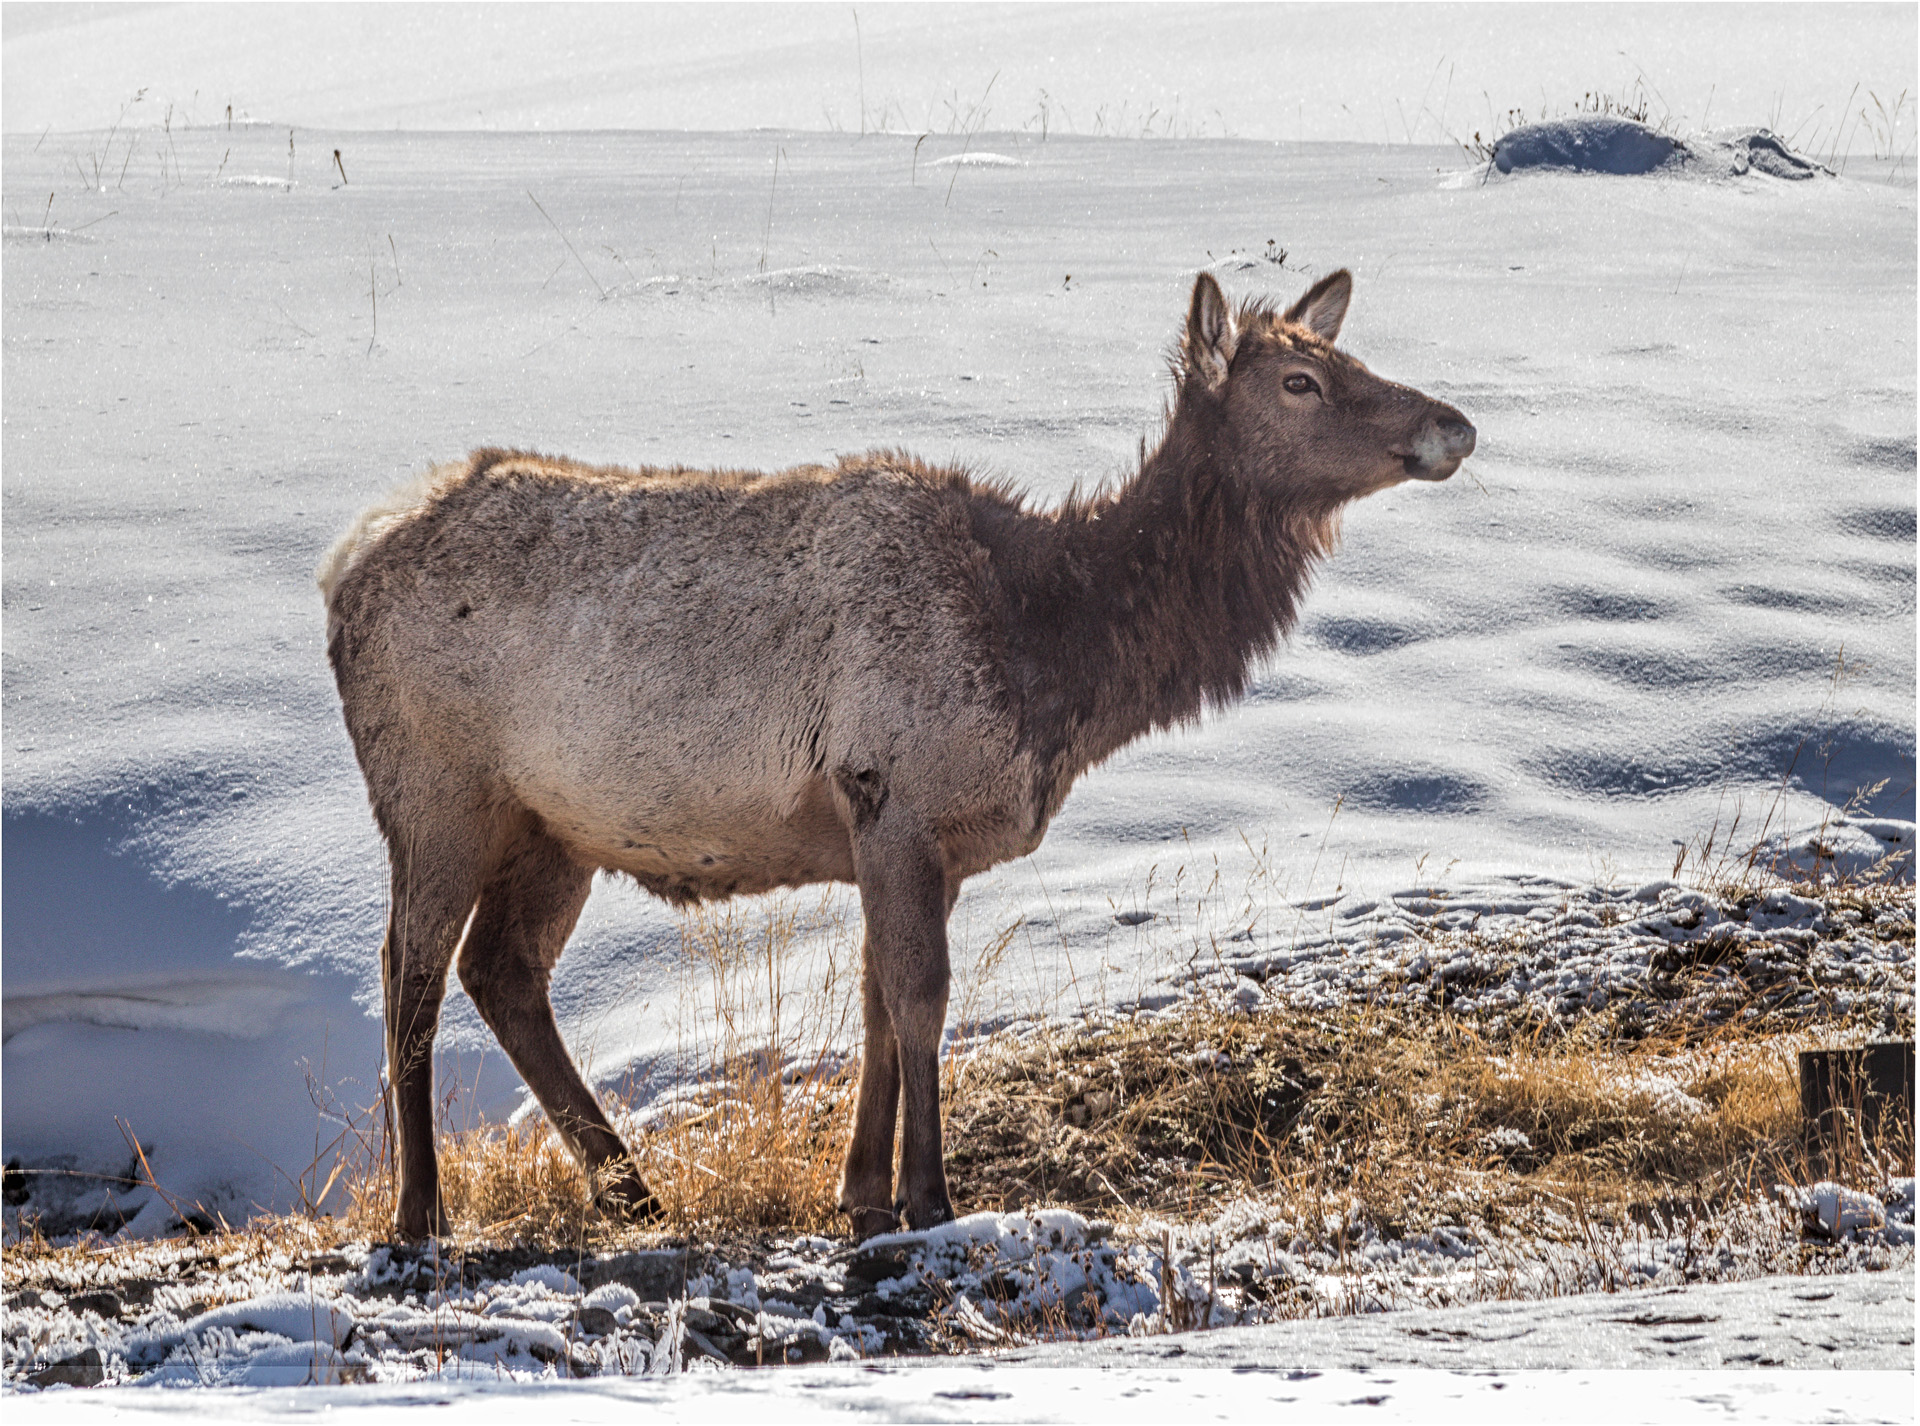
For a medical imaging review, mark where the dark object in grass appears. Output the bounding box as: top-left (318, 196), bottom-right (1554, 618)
top-left (1800, 1041), bottom-right (1915, 1176)
top-left (27, 1346), bottom-right (104, 1388)
top-left (1494, 118), bottom-right (1677, 175)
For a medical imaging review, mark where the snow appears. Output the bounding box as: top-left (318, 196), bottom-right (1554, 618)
top-left (925, 153), bottom-right (1024, 168)
top-left (7, 1370), bottom-right (1914, 1424)
top-left (3, 3), bottom-right (1912, 160)
top-left (7, 1202), bottom-right (1911, 1391)
top-left (1777, 1181), bottom-right (1903, 1241)
top-left (3, 114), bottom-right (1914, 1231)
top-left (185, 1292), bottom-right (355, 1349)
top-left (5, 1272), bottom-right (1915, 1417)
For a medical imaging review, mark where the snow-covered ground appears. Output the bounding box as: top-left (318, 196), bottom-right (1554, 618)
top-left (5, 1196), bottom-right (1912, 1390)
top-left (4, 110), bottom-right (1914, 1227)
top-left (4, 2), bottom-right (1913, 153)
top-left (9, 1365), bottom-right (1915, 1426)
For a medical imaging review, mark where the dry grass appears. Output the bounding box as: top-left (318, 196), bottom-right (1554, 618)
top-left (333, 1065), bottom-right (858, 1252)
top-left (299, 838), bottom-right (1910, 1256)
top-left (302, 986), bottom-right (1905, 1261)
top-left (936, 997), bottom-right (1906, 1244)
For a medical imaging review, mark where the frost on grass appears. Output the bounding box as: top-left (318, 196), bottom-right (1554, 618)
top-left (1133, 860), bottom-right (1915, 1038)
top-left (4, 1183), bottom-right (1913, 1387)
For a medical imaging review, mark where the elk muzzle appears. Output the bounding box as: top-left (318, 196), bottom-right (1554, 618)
top-left (1397, 414), bottom-right (1476, 482)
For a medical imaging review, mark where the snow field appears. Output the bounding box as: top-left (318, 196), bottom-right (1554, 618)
top-left (7, 1367), bottom-right (1916, 1424)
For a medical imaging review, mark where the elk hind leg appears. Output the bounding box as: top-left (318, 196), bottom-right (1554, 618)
top-left (383, 839), bottom-right (486, 1241)
top-left (457, 825), bottom-right (658, 1221)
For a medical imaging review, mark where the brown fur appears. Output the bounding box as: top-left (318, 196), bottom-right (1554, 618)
top-left (320, 271), bottom-right (1475, 1241)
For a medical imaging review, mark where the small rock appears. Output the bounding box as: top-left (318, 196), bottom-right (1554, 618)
top-left (845, 1242), bottom-right (920, 1285)
top-left (705, 1297), bottom-right (758, 1329)
top-left (66, 1290), bottom-right (123, 1320)
top-left (28, 1346), bottom-right (104, 1388)
top-left (572, 1305), bottom-right (620, 1337)
top-left (579, 1248), bottom-right (688, 1304)
top-left (682, 1324), bottom-right (732, 1364)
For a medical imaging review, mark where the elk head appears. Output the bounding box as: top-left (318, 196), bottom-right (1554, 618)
top-left (1180, 269), bottom-right (1476, 507)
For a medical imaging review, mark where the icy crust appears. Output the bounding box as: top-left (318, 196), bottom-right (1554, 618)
top-left (1105, 851), bottom-right (1915, 1038)
top-left (5, 1186), bottom-right (1914, 1389)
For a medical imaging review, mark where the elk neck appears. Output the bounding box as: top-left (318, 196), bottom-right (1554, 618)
top-left (997, 388), bottom-right (1341, 792)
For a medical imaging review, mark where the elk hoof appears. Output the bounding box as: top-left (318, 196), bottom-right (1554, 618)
top-left (846, 1203), bottom-right (901, 1241)
top-left (895, 1195), bottom-right (956, 1231)
top-left (393, 1199), bottom-right (451, 1242)
top-left (593, 1172), bottom-right (663, 1224)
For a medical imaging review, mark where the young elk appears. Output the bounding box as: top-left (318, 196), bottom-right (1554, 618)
top-left (320, 270), bottom-right (1473, 1241)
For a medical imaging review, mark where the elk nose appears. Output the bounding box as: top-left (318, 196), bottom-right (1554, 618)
top-left (1403, 414), bottom-right (1476, 481)
top-left (1435, 418), bottom-right (1476, 459)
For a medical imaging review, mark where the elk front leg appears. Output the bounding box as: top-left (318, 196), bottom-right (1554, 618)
top-left (847, 809), bottom-right (955, 1233)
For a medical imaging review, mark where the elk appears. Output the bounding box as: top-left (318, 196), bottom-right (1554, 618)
top-left (319, 270), bottom-right (1474, 1241)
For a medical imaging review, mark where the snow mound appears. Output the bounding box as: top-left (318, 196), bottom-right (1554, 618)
top-left (1, 226), bottom-right (98, 244)
top-left (852, 1208), bottom-right (1168, 1335)
top-left (231, 1340), bottom-right (351, 1386)
top-left (925, 152), bottom-right (1023, 168)
top-left (1774, 1181), bottom-right (1895, 1241)
top-left (185, 1293), bottom-right (356, 1348)
top-left (729, 264), bottom-right (892, 298)
top-left (1760, 817), bottom-right (1915, 884)
top-left (1494, 117), bottom-right (1679, 174)
top-left (508, 1264), bottom-right (580, 1295)
top-left (1687, 127), bottom-right (1834, 180)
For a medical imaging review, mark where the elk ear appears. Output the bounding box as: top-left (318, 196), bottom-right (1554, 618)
top-left (1284, 269), bottom-right (1352, 342)
top-left (1183, 272), bottom-right (1236, 392)
top-left (1175, 272), bottom-right (1236, 393)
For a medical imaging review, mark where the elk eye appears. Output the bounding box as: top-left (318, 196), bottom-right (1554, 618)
top-left (1283, 373), bottom-right (1320, 396)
